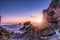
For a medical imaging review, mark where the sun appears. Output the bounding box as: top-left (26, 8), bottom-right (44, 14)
top-left (36, 18), bottom-right (43, 23)
top-left (31, 15), bottom-right (43, 23)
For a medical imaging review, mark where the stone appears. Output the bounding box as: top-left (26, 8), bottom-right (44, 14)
top-left (0, 26), bottom-right (11, 40)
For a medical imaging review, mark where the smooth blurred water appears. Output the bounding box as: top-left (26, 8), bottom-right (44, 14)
top-left (2, 24), bottom-right (25, 34)
top-left (1, 24), bottom-right (60, 40)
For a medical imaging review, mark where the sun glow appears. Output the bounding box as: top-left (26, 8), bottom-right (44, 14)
top-left (31, 14), bottom-right (43, 24)
top-left (35, 17), bottom-right (43, 23)
top-left (36, 18), bottom-right (43, 23)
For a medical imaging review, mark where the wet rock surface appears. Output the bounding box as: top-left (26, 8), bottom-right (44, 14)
top-left (0, 26), bottom-right (11, 40)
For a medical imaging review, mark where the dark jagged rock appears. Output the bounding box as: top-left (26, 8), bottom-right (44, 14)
top-left (19, 23), bottom-right (21, 25)
top-left (42, 0), bottom-right (60, 37)
top-left (0, 26), bottom-right (11, 40)
top-left (41, 28), bottom-right (55, 37)
top-left (20, 21), bottom-right (31, 31)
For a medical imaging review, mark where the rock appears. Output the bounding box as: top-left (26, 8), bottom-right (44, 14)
top-left (0, 26), bottom-right (11, 40)
top-left (41, 0), bottom-right (60, 37)
top-left (41, 28), bottom-right (55, 37)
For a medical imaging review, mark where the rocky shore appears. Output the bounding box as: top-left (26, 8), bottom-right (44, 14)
top-left (0, 26), bottom-right (11, 40)
top-left (0, 0), bottom-right (60, 40)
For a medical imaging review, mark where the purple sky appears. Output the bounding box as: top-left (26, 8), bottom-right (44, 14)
top-left (0, 0), bottom-right (51, 24)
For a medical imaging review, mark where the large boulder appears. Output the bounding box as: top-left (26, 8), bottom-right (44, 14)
top-left (41, 0), bottom-right (60, 37)
top-left (0, 26), bottom-right (11, 40)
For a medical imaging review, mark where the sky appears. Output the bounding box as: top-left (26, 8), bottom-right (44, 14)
top-left (0, 0), bottom-right (51, 24)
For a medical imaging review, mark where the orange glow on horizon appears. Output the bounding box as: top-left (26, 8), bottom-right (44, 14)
top-left (2, 14), bottom-right (43, 24)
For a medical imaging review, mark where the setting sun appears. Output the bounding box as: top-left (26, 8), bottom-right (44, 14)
top-left (30, 15), bottom-right (43, 23)
top-left (36, 18), bottom-right (43, 23)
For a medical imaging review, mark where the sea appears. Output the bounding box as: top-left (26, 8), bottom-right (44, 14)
top-left (0, 24), bottom-right (60, 40)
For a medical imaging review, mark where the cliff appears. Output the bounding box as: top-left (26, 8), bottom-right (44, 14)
top-left (40, 0), bottom-right (60, 37)
top-left (43, 0), bottom-right (60, 29)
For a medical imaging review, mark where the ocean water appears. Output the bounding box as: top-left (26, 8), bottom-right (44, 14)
top-left (1, 24), bottom-right (60, 40)
top-left (1, 24), bottom-right (26, 40)
top-left (2, 24), bottom-right (26, 34)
